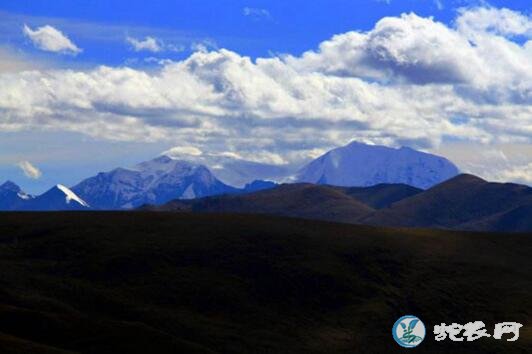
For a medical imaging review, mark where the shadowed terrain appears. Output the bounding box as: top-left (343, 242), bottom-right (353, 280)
top-left (361, 174), bottom-right (532, 231)
top-left (146, 175), bottom-right (532, 232)
top-left (148, 183), bottom-right (375, 224)
top-left (0, 212), bottom-right (530, 353)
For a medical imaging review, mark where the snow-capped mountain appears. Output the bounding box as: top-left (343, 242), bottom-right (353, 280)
top-left (295, 141), bottom-right (459, 189)
top-left (0, 181), bottom-right (89, 211)
top-left (22, 184), bottom-right (90, 211)
top-left (72, 155), bottom-right (239, 209)
top-left (0, 181), bottom-right (33, 210)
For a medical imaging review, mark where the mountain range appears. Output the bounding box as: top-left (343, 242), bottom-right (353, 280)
top-left (1, 141), bottom-right (460, 211)
top-left (147, 174), bottom-right (532, 232)
top-left (0, 182), bottom-right (89, 211)
top-left (3, 141), bottom-right (531, 232)
top-left (71, 156), bottom-right (240, 209)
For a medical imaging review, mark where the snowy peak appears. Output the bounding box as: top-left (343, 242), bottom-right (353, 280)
top-left (296, 141), bottom-right (459, 189)
top-left (133, 155), bottom-right (196, 174)
top-left (0, 182), bottom-right (89, 211)
top-left (25, 184), bottom-right (90, 211)
top-left (72, 155), bottom-right (238, 209)
top-left (0, 180), bottom-right (33, 210)
top-left (55, 184), bottom-right (90, 207)
top-left (0, 180), bottom-right (32, 200)
top-left (0, 180), bottom-right (21, 193)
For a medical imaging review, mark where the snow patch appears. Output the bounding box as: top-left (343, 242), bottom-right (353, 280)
top-left (56, 184), bottom-right (89, 207)
top-left (17, 192), bottom-right (31, 200)
top-left (181, 184), bottom-right (196, 199)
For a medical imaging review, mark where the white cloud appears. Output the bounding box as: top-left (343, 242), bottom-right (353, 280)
top-left (164, 146), bottom-right (203, 157)
top-left (1, 7), bottom-right (531, 183)
top-left (126, 36), bottom-right (185, 53)
top-left (456, 6), bottom-right (532, 37)
top-left (288, 10), bottom-right (532, 98)
top-left (498, 162), bottom-right (532, 184)
top-left (242, 7), bottom-right (272, 20)
top-left (190, 39), bottom-right (218, 52)
top-left (126, 36), bottom-right (161, 52)
top-left (0, 46), bottom-right (43, 73)
top-left (434, 142), bottom-right (532, 185)
top-left (17, 160), bottom-right (42, 179)
top-left (22, 24), bottom-right (81, 55)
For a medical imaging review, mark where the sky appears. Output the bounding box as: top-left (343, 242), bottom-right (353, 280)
top-left (0, 0), bottom-right (531, 193)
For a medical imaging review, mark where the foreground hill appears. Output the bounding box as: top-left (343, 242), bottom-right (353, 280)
top-left (0, 212), bottom-right (529, 353)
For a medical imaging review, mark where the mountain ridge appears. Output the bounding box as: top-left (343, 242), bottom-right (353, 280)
top-left (1, 183), bottom-right (90, 211)
top-left (360, 173), bottom-right (532, 230)
top-left (148, 174), bottom-right (532, 232)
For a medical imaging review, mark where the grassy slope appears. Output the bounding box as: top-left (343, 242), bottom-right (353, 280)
top-left (0, 212), bottom-right (530, 354)
top-left (342, 183), bottom-right (422, 209)
top-left (157, 184), bottom-right (374, 224)
top-left (361, 174), bottom-right (532, 229)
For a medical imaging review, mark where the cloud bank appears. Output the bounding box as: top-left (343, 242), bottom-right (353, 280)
top-left (22, 24), bottom-right (81, 55)
top-left (2, 7), bottom-right (531, 181)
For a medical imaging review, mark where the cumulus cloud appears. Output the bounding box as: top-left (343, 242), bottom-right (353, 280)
top-left (17, 160), bottom-right (42, 179)
top-left (287, 9), bottom-right (532, 100)
top-left (456, 6), bottom-right (532, 37)
top-left (1, 7), bottom-right (531, 183)
top-left (22, 24), bottom-right (81, 55)
top-left (126, 36), bottom-right (184, 53)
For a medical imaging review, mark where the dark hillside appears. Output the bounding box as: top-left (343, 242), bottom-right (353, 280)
top-left (342, 183), bottom-right (422, 209)
top-left (152, 183), bottom-right (374, 224)
top-left (361, 174), bottom-right (532, 230)
top-left (0, 212), bottom-right (530, 353)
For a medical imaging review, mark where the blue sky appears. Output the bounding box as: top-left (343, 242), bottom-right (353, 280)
top-left (1, 1), bottom-right (528, 63)
top-left (0, 0), bottom-right (531, 193)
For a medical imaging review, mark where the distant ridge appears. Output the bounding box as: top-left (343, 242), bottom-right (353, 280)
top-left (149, 174), bottom-right (532, 232)
top-left (148, 183), bottom-right (375, 224)
top-left (342, 183), bottom-right (422, 209)
top-left (0, 183), bottom-right (89, 211)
